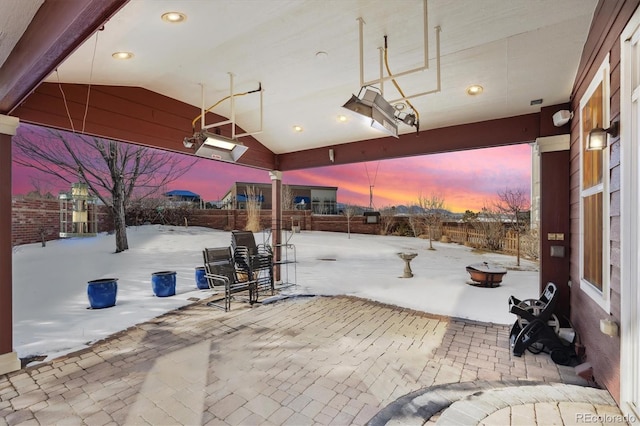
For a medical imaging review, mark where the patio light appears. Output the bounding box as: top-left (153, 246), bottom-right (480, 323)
top-left (183, 131), bottom-right (249, 163)
top-left (587, 122), bottom-right (619, 151)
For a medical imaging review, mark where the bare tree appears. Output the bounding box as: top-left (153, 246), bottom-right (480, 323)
top-left (417, 193), bottom-right (446, 250)
top-left (378, 206), bottom-right (396, 235)
top-left (495, 187), bottom-right (530, 266)
top-left (344, 204), bottom-right (357, 239)
top-left (281, 185), bottom-right (295, 211)
top-left (244, 185), bottom-right (262, 232)
top-left (471, 206), bottom-right (505, 251)
top-left (13, 126), bottom-right (195, 253)
top-left (520, 224), bottom-right (540, 261)
top-left (461, 209), bottom-right (478, 245)
top-left (407, 205), bottom-right (422, 237)
top-left (27, 178), bottom-right (56, 199)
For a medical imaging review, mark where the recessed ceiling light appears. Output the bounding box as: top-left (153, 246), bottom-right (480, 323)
top-left (112, 52), bottom-right (134, 60)
top-left (466, 85), bottom-right (483, 95)
top-left (293, 125), bottom-right (303, 132)
top-left (394, 103), bottom-right (406, 111)
top-left (337, 115), bottom-right (348, 122)
top-left (316, 51), bottom-right (328, 59)
top-left (161, 12), bottom-right (187, 23)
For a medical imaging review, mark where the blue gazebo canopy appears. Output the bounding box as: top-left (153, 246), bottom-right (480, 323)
top-left (165, 190), bottom-right (200, 200)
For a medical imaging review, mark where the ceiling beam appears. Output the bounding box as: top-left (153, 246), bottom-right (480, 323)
top-left (276, 113), bottom-right (541, 171)
top-left (0, 0), bottom-right (129, 115)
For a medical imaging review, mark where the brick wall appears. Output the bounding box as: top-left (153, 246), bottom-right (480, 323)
top-left (309, 214), bottom-right (381, 234)
top-left (11, 197), bottom-right (60, 246)
top-left (11, 199), bottom-right (386, 247)
top-left (190, 209), bottom-right (382, 234)
top-left (11, 196), bottom-right (111, 247)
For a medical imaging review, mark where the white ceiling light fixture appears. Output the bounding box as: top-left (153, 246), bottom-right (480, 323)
top-left (161, 12), bottom-right (186, 23)
top-left (112, 51), bottom-right (133, 60)
top-left (183, 73), bottom-right (263, 163)
top-left (343, 0), bottom-right (441, 137)
top-left (466, 85), bottom-right (483, 95)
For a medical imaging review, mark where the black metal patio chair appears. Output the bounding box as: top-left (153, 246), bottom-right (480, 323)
top-left (203, 246), bottom-right (257, 311)
top-left (230, 231), bottom-right (274, 298)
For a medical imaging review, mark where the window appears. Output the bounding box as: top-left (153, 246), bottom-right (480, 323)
top-left (579, 55), bottom-right (611, 312)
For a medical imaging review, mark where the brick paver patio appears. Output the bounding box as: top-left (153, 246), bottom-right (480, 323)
top-left (0, 295), bottom-right (626, 425)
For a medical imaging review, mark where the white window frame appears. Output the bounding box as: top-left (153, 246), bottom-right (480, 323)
top-left (620, 7), bottom-right (640, 418)
top-left (578, 54), bottom-right (611, 313)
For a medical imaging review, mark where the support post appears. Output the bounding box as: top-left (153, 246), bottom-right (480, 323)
top-left (535, 135), bottom-right (571, 321)
top-left (270, 171), bottom-right (282, 282)
top-left (0, 115), bottom-right (21, 375)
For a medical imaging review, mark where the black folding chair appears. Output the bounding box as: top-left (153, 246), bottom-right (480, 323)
top-left (203, 246), bottom-right (257, 311)
top-left (230, 231), bottom-right (274, 299)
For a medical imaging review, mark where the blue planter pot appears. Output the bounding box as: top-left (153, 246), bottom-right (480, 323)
top-left (151, 271), bottom-right (176, 297)
top-left (195, 267), bottom-right (208, 289)
top-left (87, 278), bottom-right (118, 309)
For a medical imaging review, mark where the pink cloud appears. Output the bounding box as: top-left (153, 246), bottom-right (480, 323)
top-left (281, 145), bottom-right (531, 212)
top-left (12, 125), bottom-right (531, 213)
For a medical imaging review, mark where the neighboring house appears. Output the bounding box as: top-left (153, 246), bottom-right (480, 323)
top-left (221, 182), bottom-right (338, 214)
top-left (164, 190), bottom-right (201, 205)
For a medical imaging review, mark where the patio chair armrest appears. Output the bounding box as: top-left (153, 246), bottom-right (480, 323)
top-left (257, 243), bottom-right (273, 255)
top-left (204, 273), bottom-right (230, 288)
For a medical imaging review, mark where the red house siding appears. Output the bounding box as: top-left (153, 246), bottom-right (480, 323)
top-left (569, 0), bottom-right (640, 403)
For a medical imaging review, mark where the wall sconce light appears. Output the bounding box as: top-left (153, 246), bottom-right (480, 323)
top-left (586, 122), bottom-right (619, 151)
top-left (329, 148), bottom-right (335, 163)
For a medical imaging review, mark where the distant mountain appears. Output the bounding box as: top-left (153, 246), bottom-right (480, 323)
top-left (336, 203), bottom-right (465, 220)
top-left (386, 205), bottom-right (456, 216)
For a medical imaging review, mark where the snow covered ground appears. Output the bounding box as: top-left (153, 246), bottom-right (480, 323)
top-left (12, 225), bottom-right (540, 362)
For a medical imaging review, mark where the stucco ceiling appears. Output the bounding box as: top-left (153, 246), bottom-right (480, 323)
top-left (0, 0), bottom-right (43, 67)
top-left (2, 0), bottom-right (597, 155)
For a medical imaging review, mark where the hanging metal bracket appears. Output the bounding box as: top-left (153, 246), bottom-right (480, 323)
top-left (358, 0), bottom-right (441, 104)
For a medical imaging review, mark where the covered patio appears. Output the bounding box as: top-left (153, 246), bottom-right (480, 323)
top-left (0, 0), bottom-right (588, 378)
top-left (0, 0), bottom-right (584, 371)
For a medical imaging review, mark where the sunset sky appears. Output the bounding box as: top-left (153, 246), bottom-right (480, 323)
top-left (11, 126), bottom-right (532, 213)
